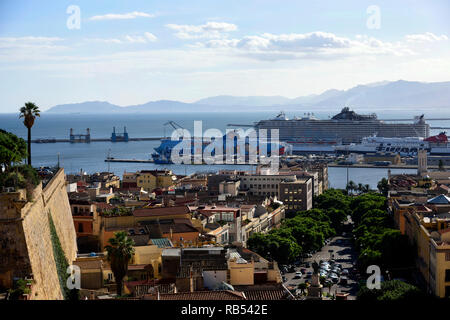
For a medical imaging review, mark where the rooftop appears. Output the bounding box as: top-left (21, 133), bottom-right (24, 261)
top-left (428, 194), bottom-right (450, 204)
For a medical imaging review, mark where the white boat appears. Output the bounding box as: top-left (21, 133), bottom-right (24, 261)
top-left (334, 132), bottom-right (450, 156)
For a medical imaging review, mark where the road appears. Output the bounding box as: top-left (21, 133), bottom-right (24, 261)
top-left (282, 233), bottom-right (359, 300)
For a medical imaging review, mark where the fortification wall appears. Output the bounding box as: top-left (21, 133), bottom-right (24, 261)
top-left (0, 168), bottom-right (78, 300)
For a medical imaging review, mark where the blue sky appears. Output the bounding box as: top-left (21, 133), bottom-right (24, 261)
top-left (0, 0), bottom-right (449, 112)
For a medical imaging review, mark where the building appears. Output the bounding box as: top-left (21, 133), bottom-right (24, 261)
top-left (219, 179), bottom-right (241, 197)
top-left (278, 177), bottom-right (313, 213)
top-left (136, 170), bottom-right (176, 192)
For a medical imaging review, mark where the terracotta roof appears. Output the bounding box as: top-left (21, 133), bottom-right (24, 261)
top-left (94, 202), bottom-right (114, 210)
top-left (143, 290), bottom-right (245, 300)
top-left (233, 284), bottom-right (294, 300)
top-left (133, 206), bottom-right (190, 217)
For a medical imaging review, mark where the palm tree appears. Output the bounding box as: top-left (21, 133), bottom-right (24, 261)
top-left (105, 231), bottom-right (135, 296)
top-left (346, 180), bottom-right (356, 195)
top-left (357, 183), bottom-right (364, 194)
top-left (19, 102), bottom-right (40, 166)
top-left (377, 178), bottom-right (389, 196)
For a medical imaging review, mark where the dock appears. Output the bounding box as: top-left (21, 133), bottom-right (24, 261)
top-left (32, 137), bottom-right (164, 143)
top-left (328, 163), bottom-right (446, 169)
top-left (105, 158), bottom-right (155, 163)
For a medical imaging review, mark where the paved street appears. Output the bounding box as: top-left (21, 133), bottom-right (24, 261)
top-left (282, 233), bottom-right (359, 300)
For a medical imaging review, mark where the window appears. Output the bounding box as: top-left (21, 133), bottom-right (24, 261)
top-left (78, 223), bottom-right (84, 233)
top-left (446, 269), bottom-right (450, 282)
top-left (446, 252), bottom-right (450, 261)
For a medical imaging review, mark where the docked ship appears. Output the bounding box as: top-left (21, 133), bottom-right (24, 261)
top-left (334, 132), bottom-right (450, 156)
top-left (151, 131), bottom-right (292, 164)
top-left (286, 137), bottom-right (341, 154)
top-left (254, 108), bottom-right (430, 144)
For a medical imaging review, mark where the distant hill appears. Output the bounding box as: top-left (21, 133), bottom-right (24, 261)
top-left (45, 80), bottom-right (450, 114)
top-left (46, 101), bottom-right (124, 114)
top-left (195, 95), bottom-right (292, 107)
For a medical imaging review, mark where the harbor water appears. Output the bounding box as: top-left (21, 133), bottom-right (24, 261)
top-left (0, 110), bottom-right (445, 189)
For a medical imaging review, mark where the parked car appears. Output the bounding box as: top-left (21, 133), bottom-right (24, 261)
top-left (305, 272), bottom-right (313, 279)
top-left (300, 268), bottom-right (307, 273)
top-left (294, 271), bottom-right (302, 279)
top-left (282, 275), bottom-right (287, 282)
top-left (342, 269), bottom-right (349, 276)
top-left (340, 277), bottom-right (348, 285)
top-left (304, 262), bottom-right (310, 268)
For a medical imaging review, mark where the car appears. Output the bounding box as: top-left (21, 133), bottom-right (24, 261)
top-left (282, 276), bottom-right (287, 282)
top-left (295, 271), bottom-right (303, 277)
top-left (340, 277), bottom-right (348, 285)
top-left (305, 272), bottom-right (313, 279)
top-left (331, 277), bottom-right (340, 284)
top-left (329, 260), bottom-right (336, 265)
top-left (300, 268), bottom-right (307, 273)
top-left (342, 269), bottom-right (349, 276)
top-left (304, 262), bottom-right (310, 268)
top-left (329, 272), bottom-right (339, 279)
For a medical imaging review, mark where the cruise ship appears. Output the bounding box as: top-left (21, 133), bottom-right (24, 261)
top-left (334, 132), bottom-right (450, 156)
top-left (255, 108), bottom-right (430, 144)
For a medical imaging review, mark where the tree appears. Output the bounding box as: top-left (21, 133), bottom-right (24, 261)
top-left (377, 178), bottom-right (389, 197)
top-left (357, 280), bottom-right (424, 301)
top-left (298, 282), bottom-right (307, 295)
top-left (346, 180), bottom-right (357, 195)
top-left (0, 129), bottom-right (27, 172)
top-left (19, 102), bottom-right (40, 166)
top-left (105, 231), bottom-right (135, 296)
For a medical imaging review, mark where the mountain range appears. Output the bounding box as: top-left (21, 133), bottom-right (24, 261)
top-left (45, 80), bottom-right (450, 114)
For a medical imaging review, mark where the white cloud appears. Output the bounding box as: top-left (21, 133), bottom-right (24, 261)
top-left (200, 32), bottom-right (417, 61)
top-left (85, 38), bottom-right (123, 44)
top-left (125, 35), bottom-right (147, 44)
top-left (405, 32), bottom-right (448, 43)
top-left (84, 33), bottom-right (157, 45)
top-left (144, 32), bottom-right (158, 42)
top-left (90, 11), bottom-right (155, 21)
top-left (166, 21), bottom-right (237, 39)
top-left (0, 36), bottom-right (65, 49)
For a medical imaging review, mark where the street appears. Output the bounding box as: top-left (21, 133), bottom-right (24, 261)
top-left (282, 233), bottom-right (359, 300)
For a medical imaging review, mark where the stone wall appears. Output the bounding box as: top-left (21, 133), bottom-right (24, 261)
top-left (0, 168), bottom-right (77, 299)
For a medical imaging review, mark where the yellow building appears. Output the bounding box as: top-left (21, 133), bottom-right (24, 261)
top-left (135, 170), bottom-right (176, 192)
top-left (229, 258), bottom-right (254, 285)
top-left (402, 207), bottom-right (450, 298)
top-left (137, 171), bottom-right (157, 192)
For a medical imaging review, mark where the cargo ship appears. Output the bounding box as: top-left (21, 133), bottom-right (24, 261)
top-left (254, 108), bottom-right (430, 144)
top-left (151, 131), bottom-right (292, 164)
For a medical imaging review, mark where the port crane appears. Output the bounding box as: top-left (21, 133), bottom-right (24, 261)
top-left (163, 121), bottom-right (185, 138)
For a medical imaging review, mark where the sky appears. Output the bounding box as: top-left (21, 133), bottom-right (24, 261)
top-left (0, 0), bottom-right (449, 112)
